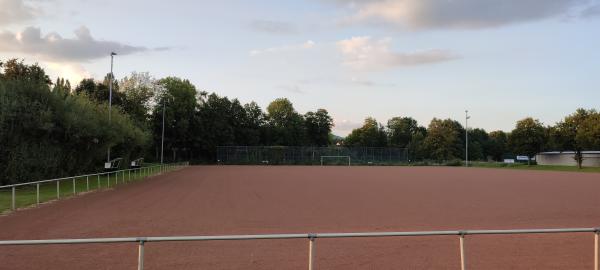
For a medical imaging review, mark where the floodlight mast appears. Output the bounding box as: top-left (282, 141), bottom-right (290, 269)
top-left (465, 110), bottom-right (468, 166)
top-left (107, 52), bottom-right (117, 163)
top-left (160, 90), bottom-right (171, 164)
top-left (161, 98), bottom-right (165, 164)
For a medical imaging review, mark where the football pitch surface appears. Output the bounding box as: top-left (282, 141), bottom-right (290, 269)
top-left (1, 165), bottom-right (599, 269)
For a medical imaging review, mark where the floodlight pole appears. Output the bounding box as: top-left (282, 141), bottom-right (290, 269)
top-left (107, 52), bottom-right (117, 163)
top-left (465, 110), bottom-right (470, 167)
top-left (161, 99), bottom-right (166, 164)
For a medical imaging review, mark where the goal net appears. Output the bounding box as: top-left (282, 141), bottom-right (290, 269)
top-left (320, 156), bottom-right (351, 166)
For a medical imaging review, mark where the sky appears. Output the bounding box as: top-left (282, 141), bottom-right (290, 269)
top-left (1, 0), bottom-right (599, 135)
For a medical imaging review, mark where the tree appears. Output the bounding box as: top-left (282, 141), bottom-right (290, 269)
top-left (422, 118), bottom-right (464, 161)
top-left (52, 77), bottom-right (71, 97)
top-left (152, 77), bottom-right (198, 161)
top-left (0, 58), bottom-right (51, 84)
top-left (552, 109), bottom-right (594, 168)
top-left (266, 98), bottom-right (306, 145)
top-left (119, 72), bottom-right (159, 128)
top-left (74, 76), bottom-right (124, 106)
top-left (509, 118), bottom-right (546, 163)
top-left (407, 126), bottom-right (427, 161)
top-left (574, 110), bottom-right (600, 167)
top-left (305, 109), bottom-right (333, 146)
top-left (467, 128), bottom-right (489, 161)
top-left (387, 116), bottom-right (420, 147)
top-left (488, 130), bottom-right (508, 161)
top-left (344, 117), bottom-right (387, 147)
top-left (0, 63), bottom-right (148, 184)
top-left (244, 102), bottom-right (266, 145)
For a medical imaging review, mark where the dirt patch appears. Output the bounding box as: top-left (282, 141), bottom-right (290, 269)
top-left (0, 166), bottom-right (599, 270)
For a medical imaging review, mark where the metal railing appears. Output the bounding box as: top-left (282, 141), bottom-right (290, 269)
top-left (0, 227), bottom-right (598, 270)
top-left (0, 162), bottom-right (190, 212)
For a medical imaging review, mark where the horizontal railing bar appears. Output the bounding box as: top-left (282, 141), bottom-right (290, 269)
top-left (1, 227), bottom-right (597, 246)
top-left (0, 163), bottom-right (186, 189)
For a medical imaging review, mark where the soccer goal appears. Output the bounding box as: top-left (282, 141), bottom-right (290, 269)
top-left (320, 156), bottom-right (351, 166)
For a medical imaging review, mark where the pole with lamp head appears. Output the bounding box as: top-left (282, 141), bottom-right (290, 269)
top-left (107, 52), bottom-right (117, 164)
top-left (465, 110), bottom-right (470, 167)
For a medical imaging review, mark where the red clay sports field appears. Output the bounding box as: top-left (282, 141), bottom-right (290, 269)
top-left (1, 166), bottom-right (600, 269)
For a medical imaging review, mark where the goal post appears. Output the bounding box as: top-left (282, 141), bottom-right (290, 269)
top-left (320, 156), bottom-right (351, 166)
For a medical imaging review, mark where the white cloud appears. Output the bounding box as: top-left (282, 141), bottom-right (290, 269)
top-left (332, 0), bottom-right (594, 30)
top-left (249, 20), bottom-right (298, 34)
top-left (0, 26), bottom-right (148, 62)
top-left (0, 0), bottom-right (40, 26)
top-left (44, 62), bottom-right (91, 84)
top-left (337, 36), bottom-right (457, 70)
top-left (250, 40), bottom-right (316, 56)
top-left (333, 119), bottom-right (362, 135)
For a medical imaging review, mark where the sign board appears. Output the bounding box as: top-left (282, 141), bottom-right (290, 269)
top-left (516, 156), bottom-right (530, 161)
top-left (503, 159), bottom-right (515, 164)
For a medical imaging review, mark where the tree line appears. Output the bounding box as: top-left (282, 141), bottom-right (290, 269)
top-left (344, 110), bottom-right (600, 167)
top-left (0, 59), bottom-right (333, 184)
top-left (1, 58), bottom-right (600, 184)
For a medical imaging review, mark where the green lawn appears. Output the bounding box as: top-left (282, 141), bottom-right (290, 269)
top-left (470, 162), bottom-right (600, 173)
top-left (0, 165), bottom-right (176, 213)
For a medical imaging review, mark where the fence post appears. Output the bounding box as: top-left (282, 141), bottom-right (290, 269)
top-left (36, 183), bottom-right (40, 206)
top-left (459, 233), bottom-right (466, 270)
top-left (138, 240), bottom-right (145, 270)
top-left (11, 186), bottom-right (15, 211)
top-left (97, 175), bottom-right (100, 189)
top-left (308, 234), bottom-right (316, 270)
top-left (86, 176), bottom-right (89, 191)
top-left (108, 173), bottom-right (110, 188)
top-left (57, 181), bottom-right (60, 199)
top-left (72, 178), bottom-right (76, 195)
top-left (595, 230), bottom-right (599, 270)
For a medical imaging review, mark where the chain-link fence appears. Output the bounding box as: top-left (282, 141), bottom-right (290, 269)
top-left (216, 146), bottom-right (409, 165)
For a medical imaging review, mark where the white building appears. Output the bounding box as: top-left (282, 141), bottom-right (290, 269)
top-left (535, 151), bottom-right (600, 167)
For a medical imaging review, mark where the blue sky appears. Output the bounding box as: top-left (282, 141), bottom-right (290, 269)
top-left (1, 0), bottom-right (599, 135)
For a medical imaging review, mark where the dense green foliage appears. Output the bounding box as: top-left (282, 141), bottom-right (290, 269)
top-left (0, 59), bottom-right (336, 183)
top-left (0, 60), bottom-right (148, 184)
top-left (2, 57), bottom-right (600, 184)
top-left (344, 112), bottom-right (600, 163)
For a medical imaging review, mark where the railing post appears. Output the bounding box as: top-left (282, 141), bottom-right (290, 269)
top-left (459, 232), bottom-right (466, 270)
top-left (86, 176), bottom-right (89, 191)
top-left (57, 180), bottom-right (60, 199)
top-left (108, 173), bottom-right (110, 188)
top-left (308, 234), bottom-right (316, 270)
top-left (72, 178), bottom-right (76, 195)
top-left (11, 186), bottom-right (15, 211)
top-left (138, 240), bottom-right (145, 270)
top-left (36, 183), bottom-right (40, 206)
top-left (595, 230), bottom-right (599, 270)
top-left (97, 175), bottom-right (100, 188)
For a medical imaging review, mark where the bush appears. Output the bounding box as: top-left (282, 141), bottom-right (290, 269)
top-left (0, 79), bottom-right (149, 185)
top-left (445, 159), bottom-right (464, 166)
